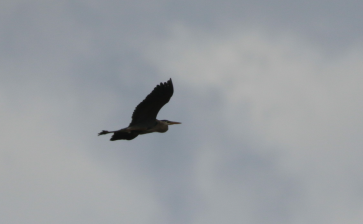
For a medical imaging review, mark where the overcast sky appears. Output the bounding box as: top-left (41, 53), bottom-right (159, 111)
top-left (1, 1), bottom-right (363, 224)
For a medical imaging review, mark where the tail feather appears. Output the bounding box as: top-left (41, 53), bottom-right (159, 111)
top-left (110, 132), bottom-right (138, 141)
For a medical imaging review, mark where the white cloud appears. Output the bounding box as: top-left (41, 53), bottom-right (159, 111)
top-left (146, 25), bottom-right (363, 223)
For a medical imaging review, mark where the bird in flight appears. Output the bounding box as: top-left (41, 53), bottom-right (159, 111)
top-left (98, 78), bottom-right (181, 141)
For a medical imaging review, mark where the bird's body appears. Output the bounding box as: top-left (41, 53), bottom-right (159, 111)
top-left (98, 79), bottom-right (181, 141)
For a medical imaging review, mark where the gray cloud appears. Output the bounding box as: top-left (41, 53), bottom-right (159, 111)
top-left (1, 0), bottom-right (363, 224)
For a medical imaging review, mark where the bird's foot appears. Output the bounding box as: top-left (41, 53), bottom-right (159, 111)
top-left (98, 130), bottom-right (110, 136)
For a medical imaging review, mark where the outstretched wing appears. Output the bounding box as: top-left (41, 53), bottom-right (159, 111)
top-left (129, 78), bottom-right (174, 126)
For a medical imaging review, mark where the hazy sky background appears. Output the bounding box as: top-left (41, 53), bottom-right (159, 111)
top-left (1, 1), bottom-right (363, 223)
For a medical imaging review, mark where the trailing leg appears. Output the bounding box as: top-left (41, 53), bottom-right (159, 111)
top-left (98, 130), bottom-right (114, 136)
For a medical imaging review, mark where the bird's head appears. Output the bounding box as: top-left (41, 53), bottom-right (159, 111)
top-left (161, 120), bottom-right (182, 125)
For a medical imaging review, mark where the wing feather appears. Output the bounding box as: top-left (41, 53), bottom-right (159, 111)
top-left (129, 79), bottom-right (174, 126)
top-left (110, 132), bottom-right (138, 141)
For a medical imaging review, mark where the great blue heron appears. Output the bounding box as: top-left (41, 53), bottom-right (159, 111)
top-left (98, 78), bottom-right (181, 141)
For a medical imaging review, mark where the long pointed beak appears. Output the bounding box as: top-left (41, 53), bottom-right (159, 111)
top-left (169, 121), bottom-right (181, 125)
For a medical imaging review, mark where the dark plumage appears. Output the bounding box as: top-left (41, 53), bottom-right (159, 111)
top-left (98, 78), bottom-right (181, 141)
